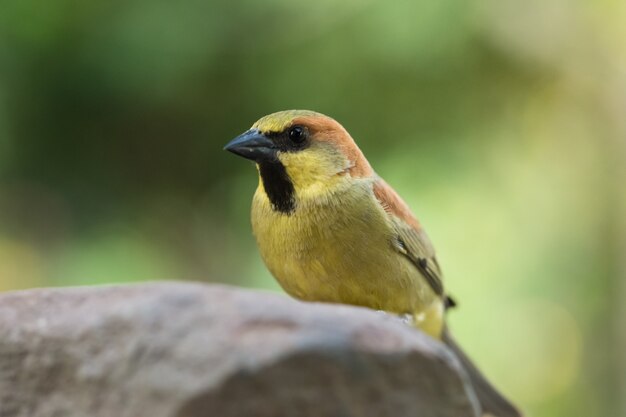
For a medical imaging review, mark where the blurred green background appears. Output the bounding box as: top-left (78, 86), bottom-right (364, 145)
top-left (1, 1), bottom-right (625, 416)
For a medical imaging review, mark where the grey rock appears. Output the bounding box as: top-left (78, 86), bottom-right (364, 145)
top-left (0, 282), bottom-right (480, 417)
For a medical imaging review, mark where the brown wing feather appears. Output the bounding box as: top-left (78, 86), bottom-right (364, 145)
top-left (373, 178), bottom-right (445, 297)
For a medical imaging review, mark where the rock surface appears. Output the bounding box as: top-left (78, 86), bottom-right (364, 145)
top-left (0, 282), bottom-right (480, 417)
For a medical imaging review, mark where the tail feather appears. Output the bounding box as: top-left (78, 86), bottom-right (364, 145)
top-left (442, 328), bottom-right (523, 417)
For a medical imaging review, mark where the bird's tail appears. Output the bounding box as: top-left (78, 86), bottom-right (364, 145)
top-left (442, 327), bottom-right (523, 417)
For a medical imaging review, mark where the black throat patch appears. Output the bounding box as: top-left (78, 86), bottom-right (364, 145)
top-left (258, 161), bottom-right (296, 214)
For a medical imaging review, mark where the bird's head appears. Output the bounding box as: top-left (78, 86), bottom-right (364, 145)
top-left (224, 110), bottom-right (373, 211)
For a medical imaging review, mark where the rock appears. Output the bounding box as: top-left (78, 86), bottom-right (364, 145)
top-left (0, 282), bottom-right (480, 417)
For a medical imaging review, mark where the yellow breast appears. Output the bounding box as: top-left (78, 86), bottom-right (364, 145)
top-left (250, 176), bottom-right (443, 336)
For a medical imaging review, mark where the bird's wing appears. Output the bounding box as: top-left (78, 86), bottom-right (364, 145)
top-left (372, 178), bottom-right (445, 297)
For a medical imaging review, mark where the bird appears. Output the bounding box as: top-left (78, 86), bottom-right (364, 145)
top-left (224, 109), bottom-right (522, 417)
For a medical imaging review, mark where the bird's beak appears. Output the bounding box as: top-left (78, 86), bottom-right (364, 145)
top-left (224, 129), bottom-right (276, 162)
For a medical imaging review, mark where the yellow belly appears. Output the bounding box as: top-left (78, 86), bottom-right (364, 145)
top-left (251, 180), bottom-right (444, 337)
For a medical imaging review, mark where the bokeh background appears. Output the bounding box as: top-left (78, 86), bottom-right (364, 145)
top-left (1, 1), bottom-right (625, 416)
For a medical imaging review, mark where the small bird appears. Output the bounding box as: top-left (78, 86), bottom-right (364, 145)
top-left (225, 110), bottom-right (521, 417)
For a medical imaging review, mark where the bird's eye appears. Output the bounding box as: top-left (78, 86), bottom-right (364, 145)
top-left (288, 126), bottom-right (306, 143)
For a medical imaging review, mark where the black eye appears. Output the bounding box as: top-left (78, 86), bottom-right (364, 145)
top-left (288, 126), bottom-right (306, 143)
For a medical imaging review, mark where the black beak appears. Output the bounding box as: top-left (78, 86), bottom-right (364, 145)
top-left (223, 129), bottom-right (276, 162)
